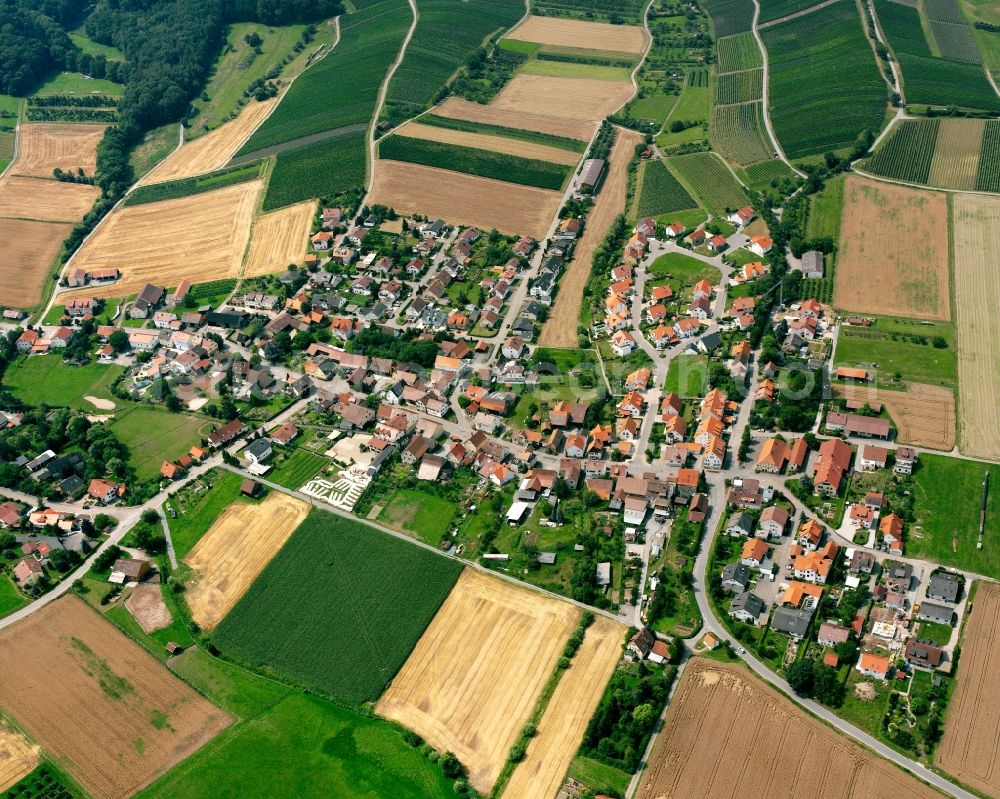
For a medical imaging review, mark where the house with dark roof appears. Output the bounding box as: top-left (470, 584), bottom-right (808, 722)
top-left (771, 606), bottom-right (813, 640)
top-left (927, 571), bottom-right (962, 604)
top-left (905, 639), bottom-right (944, 670)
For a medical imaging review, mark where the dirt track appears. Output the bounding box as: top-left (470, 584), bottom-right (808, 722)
top-left (539, 128), bottom-right (643, 347)
top-left (833, 383), bottom-right (955, 450)
top-left (637, 659), bottom-right (943, 798)
top-left (0, 597), bottom-right (230, 799)
top-left (376, 569), bottom-right (580, 794)
top-left (243, 200), bottom-right (315, 278)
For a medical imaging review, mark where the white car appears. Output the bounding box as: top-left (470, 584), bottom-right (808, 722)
top-left (738, 647), bottom-right (747, 655)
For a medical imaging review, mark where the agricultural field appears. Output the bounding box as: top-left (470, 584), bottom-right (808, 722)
top-left (126, 161), bottom-right (263, 206)
top-left (379, 134), bottom-right (573, 190)
top-left (700, 0), bottom-right (755, 36)
top-left (927, 119), bottom-right (984, 190)
top-left (184, 492), bottom-right (310, 631)
top-left (261, 130), bottom-right (367, 211)
top-left (0, 597), bottom-right (230, 799)
top-left (715, 69), bottom-right (762, 104)
top-left (667, 152), bottom-right (747, 214)
top-left (492, 74), bottom-right (635, 121)
top-left (864, 118), bottom-right (991, 190)
top-left (377, 569), bottom-right (580, 794)
top-left (382, 0), bottom-right (524, 124)
top-left (833, 383), bottom-right (956, 450)
top-left (500, 616), bottom-right (623, 799)
top-left (762, 1), bottom-right (887, 158)
top-left (716, 32), bottom-right (762, 72)
top-left (63, 180), bottom-right (262, 300)
top-left (0, 175), bottom-right (99, 222)
top-left (863, 119), bottom-right (940, 184)
top-left (712, 102), bottom-right (774, 167)
top-left (519, 59), bottom-right (633, 82)
top-left (368, 160), bottom-right (562, 239)
top-left (835, 176), bottom-right (950, 321)
top-left (212, 510), bottom-right (462, 705)
top-left (740, 158), bottom-right (794, 188)
top-left (805, 173), bottom-right (845, 240)
top-left (11, 123), bottom-right (104, 177)
top-left (0, 722), bottom-right (38, 792)
top-left (637, 659), bottom-right (943, 798)
top-left (0, 220), bottom-right (72, 309)
top-left (138, 101), bottom-right (275, 185)
top-left (393, 120), bottom-right (581, 165)
top-left (951, 193), bottom-right (1000, 460)
top-left (540, 128), bottom-right (643, 347)
top-left (975, 119), bottom-right (1000, 191)
top-left (834, 317), bottom-right (957, 388)
top-left (634, 159), bottom-right (699, 218)
top-left (236, 0), bottom-right (412, 154)
top-left (505, 15), bottom-right (647, 54)
top-left (910, 454), bottom-right (1000, 576)
top-left (938, 581), bottom-right (1000, 795)
top-left (757, 0), bottom-right (824, 23)
top-left (925, 0), bottom-right (981, 61)
top-left (163, 468), bottom-right (250, 560)
top-left (432, 96), bottom-right (597, 140)
top-left (243, 201), bottom-right (314, 278)
top-left (129, 123), bottom-right (180, 180)
top-left (109, 406), bottom-right (209, 481)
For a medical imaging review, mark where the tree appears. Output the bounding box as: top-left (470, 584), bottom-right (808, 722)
top-left (632, 703), bottom-right (654, 723)
top-left (787, 659), bottom-right (815, 696)
top-left (812, 665), bottom-right (845, 706)
top-left (108, 330), bottom-right (129, 352)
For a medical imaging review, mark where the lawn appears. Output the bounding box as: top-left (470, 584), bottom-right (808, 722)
top-left (665, 354), bottom-right (709, 396)
top-left (376, 488), bottom-right (456, 547)
top-left (32, 71), bottom-right (123, 97)
top-left (164, 468), bottom-right (249, 560)
top-left (69, 31), bottom-right (124, 60)
top-left (3, 356), bottom-right (124, 408)
top-left (110, 407), bottom-right (209, 482)
top-left (838, 671), bottom-right (890, 737)
top-left (137, 692), bottom-right (457, 799)
top-left (834, 318), bottom-right (957, 388)
top-left (104, 586), bottom-right (196, 659)
top-left (914, 619), bottom-right (953, 645)
top-left (628, 92), bottom-right (677, 123)
top-left (647, 251), bottom-right (722, 300)
top-left (566, 755), bottom-right (632, 796)
top-left (0, 574), bottom-right (27, 618)
top-left (910, 454), bottom-right (1000, 578)
top-left (806, 172), bottom-right (845, 241)
top-left (168, 646), bottom-right (291, 719)
top-left (267, 447), bottom-right (329, 489)
top-left (212, 509), bottom-right (463, 705)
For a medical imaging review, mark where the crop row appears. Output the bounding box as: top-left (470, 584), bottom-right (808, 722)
top-left (715, 68), bottom-right (762, 104)
top-left (716, 32), bottom-right (762, 73)
top-left (757, 0), bottom-right (826, 24)
top-left (762, 1), bottom-right (887, 158)
top-left (924, 0), bottom-right (967, 25)
top-left (379, 134), bottom-right (572, 189)
top-left (975, 120), bottom-right (1000, 192)
top-left (636, 159), bottom-right (698, 217)
top-left (740, 158), bottom-right (794, 187)
top-left (863, 119), bottom-right (940, 183)
top-left (237, 0), bottom-right (412, 155)
top-left (712, 101), bottom-right (773, 166)
top-left (688, 67), bottom-right (709, 87)
top-left (212, 510), bottom-right (462, 706)
top-left (668, 152), bottom-right (747, 214)
top-left (700, 0), bottom-right (755, 37)
top-left (930, 20), bottom-right (982, 63)
top-left (125, 161), bottom-right (263, 206)
top-left (262, 131), bottom-right (367, 211)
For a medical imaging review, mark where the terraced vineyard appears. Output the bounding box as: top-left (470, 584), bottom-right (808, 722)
top-left (712, 102), bottom-right (773, 166)
top-left (863, 119), bottom-right (940, 184)
top-left (635, 159), bottom-right (699, 217)
top-left (715, 69), bottom-right (762, 103)
top-left (668, 152), bottom-right (746, 213)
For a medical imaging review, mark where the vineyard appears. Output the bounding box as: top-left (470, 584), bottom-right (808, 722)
top-left (125, 161), bottom-right (263, 206)
top-left (378, 135), bottom-right (572, 189)
top-left (716, 32), bottom-right (762, 72)
top-left (757, 0), bottom-right (824, 23)
top-left (975, 120), bottom-right (1000, 191)
top-left (668, 152), bottom-right (747, 213)
top-left (762, 1), bottom-right (887, 158)
top-left (931, 20), bottom-right (982, 62)
top-left (212, 510), bottom-right (463, 706)
top-left (712, 102), bottom-right (773, 166)
top-left (262, 131), bottom-right (367, 211)
top-left (715, 69), bottom-right (762, 103)
top-left (741, 158), bottom-right (794, 186)
top-left (381, 0), bottom-right (523, 125)
top-left (635, 159), bottom-right (699, 217)
top-left (927, 119), bottom-right (984, 190)
top-left (700, 0), bottom-right (755, 36)
top-left (863, 119), bottom-right (940, 183)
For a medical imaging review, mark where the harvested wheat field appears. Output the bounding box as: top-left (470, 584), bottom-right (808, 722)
top-left (125, 583), bottom-right (173, 634)
top-left (0, 722), bottom-right (39, 793)
top-left (394, 121), bottom-right (581, 165)
top-left (501, 616), bottom-right (622, 799)
top-left (64, 180), bottom-right (262, 300)
top-left (928, 119), bottom-right (984, 191)
top-left (506, 15), bottom-right (647, 54)
top-left (493, 74), bottom-right (635, 121)
top-left (938, 581), bottom-right (1000, 795)
top-left (835, 176), bottom-right (949, 321)
top-left (0, 597), bottom-right (230, 799)
top-left (0, 219), bottom-right (72, 307)
top-left (377, 569), bottom-right (580, 794)
top-left (834, 383), bottom-right (955, 450)
top-left (0, 175), bottom-right (100, 222)
top-left (369, 160), bottom-right (561, 240)
top-left (139, 99), bottom-right (276, 185)
top-left (184, 491), bottom-right (309, 630)
top-left (637, 659), bottom-right (942, 799)
top-left (541, 128), bottom-right (643, 347)
top-left (952, 194), bottom-right (1000, 459)
top-left (242, 200), bottom-right (315, 278)
top-left (11, 123), bottom-right (105, 178)
top-left (433, 97), bottom-right (595, 140)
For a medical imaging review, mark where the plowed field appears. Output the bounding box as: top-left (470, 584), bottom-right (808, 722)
top-left (243, 200), bottom-right (314, 278)
top-left (0, 597), bottom-right (230, 799)
top-left (0, 722), bottom-right (39, 792)
top-left (433, 97), bottom-right (595, 140)
top-left (834, 382), bottom-right (955, 450)
top-left (492, 74), bottom-right (635, 121)
top-left (938, 581), bottom-right (1000, 795)
top-left (637, 659), bottom-right (943, 799)
top-left (369, 160), bottom-right (561, 239)
top-left (63, 180), bottom-right (262, 300)
top-left (12, 123), bottom-right (105, 177)
top-left (376, 569), bottom-right (580, 794)
top-left (393, 121), bottom-right (581, 165)
top-left (835, 176), bottom-right (950, 321)
top-left (0, 219), bottom-right (72, 307)
top-left (184, 491), bottom-right (309, 630)
top-left (500, 616), bottom-right (623, 799)
top-left (0, 175), bottom-right (100, 222)
top-left (506, 15), bottom-right (647, 53)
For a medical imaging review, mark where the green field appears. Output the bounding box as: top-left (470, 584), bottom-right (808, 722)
top-left (529, 0), bottom-right (646, 23)
top-left (164, 469), bottom-right (248, 560)
top-left (701, 0), bottom-right (756, 35)
top-left (69, 31), bottom-right (124, 60)
top-left (238, 0), bottom-right (411, 154)
top-left (910, 454), bottom-right (999, 578)
top-left (266, 446), bottom-right (329, 488)
top-left (110, 407), bottom-right (209, 482)
top-left (376, 488), bottom-right (456, 547)
top-left (125, 161), bottom-right (263, 206)
top-left (379, 134), bottom-right (572, 189)
top-left (262, 130), bottom-right (367, 211)
top-left (976, 119), bottom-right (1000, 192)
top-left (834, 318), bottom-right (957, 388)
top-left (627, 92), bottom-right (676, 123)
top-left (521, 59), bottom-right (632, 81)
top-left (635, 159), bottom-right (699, 218)
top-left (740, 158), bottom-right (794, 188)
top-left (716, 32), bottom-right (762, 72)
top-left (757, 0), bottom-right (823, 22)
top-left (665, 354), bottom-right (709, 396)
top-left (33, 71), bottom-right (123, 97)
top-left (566, 755), bottom-right (632, 796)
top-left (668, 152), bottom-right (747, 214)
top-left (656, 82), bottom-right (710, 150)
top-left (0, 574), bottom-right (27, 618)
top-left (806, 173), bottom-right (845, 241)
top-left (763, 2), bottom-right (887, 158)
top-left (715, 68), bottom-right (762, 104)
top-left (863, 119), bottom-right (940, 184)
top-left (419, 113), bottom-right (586, 151)
top-left (4, 356), bottom-right (124, 408)
top-left (190, 21), bottom-right (336, 138)
top-left (212, 510), bottom-right (462, 705)
top-left (129, 123), bottom-right (179, 180)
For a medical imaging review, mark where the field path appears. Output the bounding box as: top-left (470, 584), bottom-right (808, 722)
top-left (758, 0), bottom-right (842, 28)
